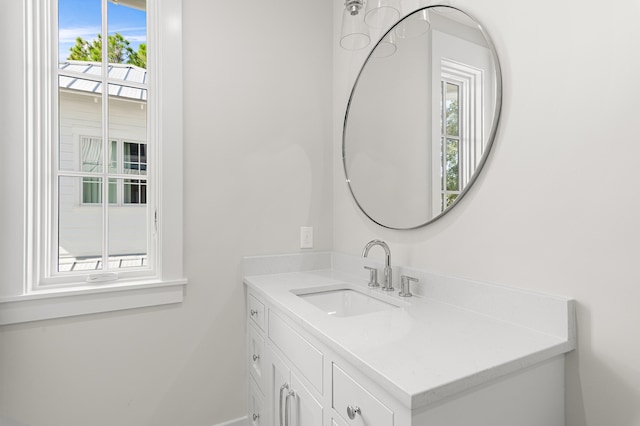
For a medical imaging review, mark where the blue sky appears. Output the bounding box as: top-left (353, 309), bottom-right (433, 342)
top-left (58, 0), bottom-right (147, 62)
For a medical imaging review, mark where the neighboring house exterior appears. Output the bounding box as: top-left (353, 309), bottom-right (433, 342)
top-left (58, 60), bottom-right (148, 271)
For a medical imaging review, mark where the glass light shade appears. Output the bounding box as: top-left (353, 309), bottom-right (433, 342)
top-left (372, 32), bottom-right (397, 58)
top-left (364, 0), bottom-right (401, 29)
top-left (395, 9), bottom-right (430, 39)
top-left (340, 7), bottom-right (370, 50)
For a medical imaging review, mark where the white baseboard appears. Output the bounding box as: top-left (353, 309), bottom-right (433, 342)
top-left (211, 415), bottom-right (248, 426)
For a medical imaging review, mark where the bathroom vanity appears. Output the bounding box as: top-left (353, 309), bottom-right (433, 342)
top-left (241, 5), bottom-right (567, 425)
top-left (243, 253), bottom-right (575, 426)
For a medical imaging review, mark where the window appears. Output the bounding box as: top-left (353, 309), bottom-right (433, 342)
top-left (0, 0), bottom-right (186, 325)
top-left (81, 138), bottom-right (147, 205)
top-left (55, 0), bottom-right (151, 280)
top-left (431, 30), bottom-right (491, 217)
top-left (440, 80), bottom-right (462, 210)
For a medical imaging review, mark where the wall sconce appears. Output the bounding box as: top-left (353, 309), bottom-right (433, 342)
top-left (365, 0), bottom-right (401, 29)
top-left (340, 0), bottom-right (371, 50)
top-left (340, 0), bottom-right (432, 52)
top-left (395, 8), bottom-right (430, 39)
top-left (340, 0), bottom-right (401, 51)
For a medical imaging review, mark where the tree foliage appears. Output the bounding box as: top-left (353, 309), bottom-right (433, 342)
top-left (68, 33), bottom-right (146, 69)
top-left (128, 43), bottom-right (146, 68)
top-left (444, 99), bottom-right (460, 208)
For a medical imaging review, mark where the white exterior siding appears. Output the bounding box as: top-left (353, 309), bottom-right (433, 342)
top-left (58, 89), bottom-right (147, 260)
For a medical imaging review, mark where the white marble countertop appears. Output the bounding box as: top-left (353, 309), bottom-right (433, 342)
top-left (244, 261), bottom-right (575, 410)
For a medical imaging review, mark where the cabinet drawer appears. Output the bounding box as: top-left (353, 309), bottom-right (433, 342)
top-left (248, 293), bottom-right (265, 331)
top-left (268, 310), bottom-right (323, 394)
top-left (333, 363), bottom-right (393, 426)
top-left (248, 379), bottom-right (265, 426)
top-left (248, 324), bottom-right (266, 391)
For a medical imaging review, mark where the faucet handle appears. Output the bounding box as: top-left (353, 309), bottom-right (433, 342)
top-left (399, 275), bottom-right (418, 297)
top-left (364, 266), bottom-right (380, 288)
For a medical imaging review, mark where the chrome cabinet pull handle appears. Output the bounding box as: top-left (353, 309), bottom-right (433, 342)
top-left (253, 413), bottom-right (259, 421)
top-left (252, 354), bottom-right (260, 362)
top-left (285, 390), bottom-right (296, 426)
top-left (279, 383), bottom-right (289, 426)
top-left (250, 309), bottom-right (258, 316)
top-left (347, 405), bottom-right (361, 420)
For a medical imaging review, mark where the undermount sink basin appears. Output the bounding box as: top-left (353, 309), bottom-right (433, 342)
top-left (293, 286), bottom-right (400, 317)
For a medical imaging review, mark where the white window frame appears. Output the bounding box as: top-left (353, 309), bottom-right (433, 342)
top-left (0, 0), bottom-right (186, 325)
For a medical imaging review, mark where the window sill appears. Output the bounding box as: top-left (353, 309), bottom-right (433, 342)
top-left (0, 279), bottom-right (187, 325)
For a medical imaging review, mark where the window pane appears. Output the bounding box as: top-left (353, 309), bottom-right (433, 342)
top-left (109, 85), bottom-right (147, 177)
top-left (58, 176), bottom-right (103, 272)
top-left (440, 137), bottom-right (445, 191)
top-left (109, 140), bottom-right (118, 173)
top-left (446, 83), bottom-right (459, 137)
top-left (108, 179), bottom-right (147, 269)
top-left (108, 0), bottom-right (147, 78)
top-left (54, 0), bottom-right (153, 279)
top-left (58, 76), bottom-right (103, 172)
top-left (446, 138), bottom-right (459, 191)
top-left (81, 138), bottom-right (103, 173)
top-left (82, 177), bottom-right (102, 203)
top-left (108, 178), bottom-right (117, 204)
top-left (79, 155), bottom-right (117, 204)
top-left (123, 142), bottom-right (147, 175)
top-left (58, 0), bottom-right (102, 67)
top-left (123, 179), bottom-right (147, 204)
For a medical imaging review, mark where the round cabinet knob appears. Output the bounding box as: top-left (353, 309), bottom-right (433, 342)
top-left (252, 354), bottom-right (260, 362)
top-left (346, 405), bottom-right (361, 420)
top-left (250, 309), bottom-right (258, 316)
top-left (253, 413), bottom-right (260, 421)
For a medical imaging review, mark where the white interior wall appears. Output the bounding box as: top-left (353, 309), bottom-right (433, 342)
top-left (2, 0), bottom-right (639, 425)
top-left (333, 1), bottom-right (640, 425)
top-left (0, 0), bottom-right (332, 425)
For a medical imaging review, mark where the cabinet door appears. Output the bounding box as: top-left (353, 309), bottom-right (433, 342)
top-left (270, 347), bottom-right (323, 426)
top-left (270, 347), bottom-right (291, 426)
top-left (290, 371), bottom-right (323, 426)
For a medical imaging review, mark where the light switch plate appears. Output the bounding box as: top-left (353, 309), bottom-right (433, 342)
top-left (300, 227), bottom-right (313, 249)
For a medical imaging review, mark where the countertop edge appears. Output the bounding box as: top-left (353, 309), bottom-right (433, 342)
top-left (409, 342), bottom-right (575, 408)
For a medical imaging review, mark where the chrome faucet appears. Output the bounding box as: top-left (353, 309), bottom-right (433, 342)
top-left (362, 240), bottom-right (393, 291)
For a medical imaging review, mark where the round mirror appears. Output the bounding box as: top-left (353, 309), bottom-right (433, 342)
top-left (343, 6), bottom-right (502, 229)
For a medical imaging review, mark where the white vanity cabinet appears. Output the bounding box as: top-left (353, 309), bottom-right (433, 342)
top-left (246, 289), bottom-right (403, 426)
top-left (246, 289), bottom-right (325, 426)
top-left (245, 270), bottom-right (572, 426)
